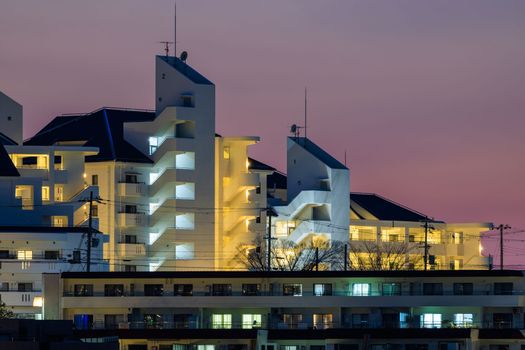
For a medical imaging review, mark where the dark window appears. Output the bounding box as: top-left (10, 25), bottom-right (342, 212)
top-left (92, 174), bottom-right (98, 185)
top-left (0, 282), bottom-right (9, 291)
top-left (174, 314), bottom-right (194, 328)
top-left (125, 174), bottom-right (138, 183)
top-left (313, 283), bottom-right (332, 296)
top-left (423, 283), bottom-right (443, 295)
top-left (104, 315), bottom-right (119, 329)
top-left (493, 313), bottom-right (513, 328)
top-left (383, 313), bottom-right (400, 328)
top-left (382, 283), bottom-right (402, 296)
top-left (494, 283), bottom-right (513, 295)
top-left (124, 264), bottom-right (136, 272)
top-left (181, 95), bottom-right (193, 107)
top-left (54, 155), bottom-right (62, 164)
top-left (17, 283), bottom-right (32, 292)
top-left (212, 284), bottom-right (232, 296)
top-left (311, 346), bottom-right (326, 350)
top-left (453, 283), bottom-right (473, 295)
top-left (74, 284), bottom-right (93, 296)
top-left (351, 314), bottom-right (369, 328)
top-left (125, 205), bottom-right (137, 214)
top-left (22, 157), bottom-right (37, 165)
top-left (124, 235), bottom-right (137, 244)
top-left (283, 283), bottom-right (302, 296)
top-left (104, 284), bottom-right (124, 296)
top-left (144, 284), bottom-right (164, 296)
top-left (0, 250), bottom-right (10, 259)
top-left (174, 284), bottom-right (193, 296)
top-left (44, 250), bottom-right (59, 260)
top-left (72, 250), bottom-right (81, 263)
top-left (333, 345), bottom-right (358, 350)
top-left (242, 284), bottom-right (260, 296)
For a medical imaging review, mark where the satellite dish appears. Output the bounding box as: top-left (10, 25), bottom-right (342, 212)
top-left (290, 124), bottom-right (297, 133)
top-left (180, 51), bottom-right (188, 62)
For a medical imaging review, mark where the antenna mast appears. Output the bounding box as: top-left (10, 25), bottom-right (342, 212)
top-left (174, 2), bottom-right (177, 57)
top-left (304, 87), bottom-right (307, 140)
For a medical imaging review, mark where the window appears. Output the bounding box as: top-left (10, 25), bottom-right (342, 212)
top-left (42, 186), bottom-right (50, 201)
top-left (223, 146), bottom-right (230, 160)
top-left (91, 205), bottom-right (98, 217)
top-left (454, 313), bottom-right (473, 328)
top-left (44, 250), bottom-right (59, 260)
top-left (283, 314), bottom-right (303, 329)
top-left (453, 283), bottom-right (473, 295)
top-left (212, 314), bottom-right (232, 329)
top-left (17, 250), bottom-right (32, 260)
top-left (242, 314), bottom-right (262, 329)
top-left (421, 313), bottom-right (442, 328)
top-left (55, 186), bottom-right (64, 201)
top-left (313, 283), bottom-right (332, 296)
top-left (124, 235), bottom-right (137, 244)
top-left (197, 346), bottom-right (215, 350)
top-left (212, 284), bottom-right (232, 296)
top-left (124, 205), bottom-right (137, 213)
top-left (104, 284), bottom-right (124, 296)
top-left (52, 216), bottom-right (67, 227)
top-left (382, 283), bottom-right (401, 296)
top-left (144, 284), bottom-right (164, 296)
top-left (493, 313), bottom-right (513, 329)
top-left (91, 174), bottom-right (98, 185)
top-left (242, 284), bottom-right (260, 296)
top-left (351, 313), bottom-right (369, 328)
top-left (0, 250), bottom-right (9, 259)
top-left (313, 313), bottom-right (333, 329)
top-left (174, 314), bottom-right (194, 328)
top-left (149, 137), bottom-right (159, 155)
top-left (125, 174), bottom-right (138, 183)
top-left (74, 314), bottom-right (93, 330)
top-left (175, 182), bottom-right (195, 200)
top-left (423, 283), bottom-right (443, 295)
top-left (54, 155), bottom-right (62, 170)
top-left (104, 314), bottom-right (121, 329)
top-left (283, 283), bottom-right (302, 296)
top-left (352, 283), bottom-right (371, 296)
top-left (181, 95), bottom-right (193, 107)
top-left (124, 265), bottom-right (136, 272)
top-left (494, 282), bottom-right (513, 295)
top-left (174, 284), bottom-right (193, 296)
top-left (15, 185), bottom-right (33, 209)
top-left (18, 283), bottom-right (32, 292)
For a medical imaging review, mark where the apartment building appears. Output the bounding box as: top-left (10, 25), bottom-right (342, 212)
top-left (42, 270), bottom-right (525, 350)
top-left (25, 56), bottom-right (264, 271)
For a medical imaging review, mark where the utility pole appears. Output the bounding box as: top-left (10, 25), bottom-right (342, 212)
top-left (344, 244), bottom-right (348, 271)
top-left (495, 224), bottom-right (511, 270)
top-left (315, 247), bottom-right (319, 271)
top-left (421, 218), bottom-right (434, 271)
top-left (267, 213), bottom-right (272, 272)
top-left (87, 191), bottom-right (93, 272)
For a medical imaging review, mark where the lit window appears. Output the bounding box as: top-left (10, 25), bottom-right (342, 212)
top-left (313, 283), bottom-right (332, 296)
top-left (42, 186), bottom-right (50, 201)
top-left (52, 216), bottom-right (68, 227)
top-left (223, 146), bottom-right (230, 160)
top-left (17, 250), bottom-right (33, 260)
top-left (55, 186), bottom-right (64, 202)
top-left (352, 283), bottom-right (371, 296)
top-left (15, 185), bottom-right (34, 210)
top-left (197, 346), bottom-right (215, 350)
top-left (421, 313), bottom-right (442, 328)
top-left (454, 313), bottom-right (473, 328)
top-left (242, 314), bottom-right (262, 329)
top-left (313, 313), bottom-right (333, 329)
top-left (212, 314), bottom-right (232, 329)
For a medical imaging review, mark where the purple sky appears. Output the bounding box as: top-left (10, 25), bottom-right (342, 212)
top-left (1, 1), bottom-right (524, 266)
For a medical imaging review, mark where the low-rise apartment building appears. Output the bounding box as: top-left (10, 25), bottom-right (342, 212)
top-left (42, 270), bottom-right (525, 350)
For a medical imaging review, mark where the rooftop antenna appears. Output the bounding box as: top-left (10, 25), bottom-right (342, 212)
top-left (174, 2), bottom-right (177, 57)
top-left (159, 41), bottom-right (173, 57)
top-left (304, 87), bottom-right (308, 140)
top-left (344, 149), bottom-right (347, 167)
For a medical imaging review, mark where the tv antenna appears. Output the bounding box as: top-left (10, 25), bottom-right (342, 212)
top-left (290, 124), bottom-right (304, 138)
top-left (174, 2), bottom-right (177, 56)
top-left (159, 41), bottom-right (174, 57)
top-left (180, 51), bottom-right (188, 62)
top-left (304, 87), bottom-right (308, 139)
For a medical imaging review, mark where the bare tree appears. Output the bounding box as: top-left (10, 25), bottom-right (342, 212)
top-left (235, 237), bottom-right (345, 271)
top-left (348, 240), bottom-right (420, 270)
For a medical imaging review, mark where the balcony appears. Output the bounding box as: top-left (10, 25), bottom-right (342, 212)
top-left (118, 182), bottom-right (146, 197)
top-left (116, 243), bottom-right (146, 258)
top-left (117, 212), bottom-right (147, 227)
top-left (239, 172), bottom-right (259, 187)
top-left (0, 290), bottom-right (42, 307)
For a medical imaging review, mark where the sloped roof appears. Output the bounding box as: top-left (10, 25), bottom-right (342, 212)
top-left (350, 192), bottom-right (441, 222)
top-left (289, 137), bottom-right (347, 170)
top-left (158, 56), bottom-right (214, 85)
top-left (0, 132), bottom-right (18, 145)
top-left (0, 144), bottom-right (19, 177)
top-left (248, 157), bottom-right (275, 171)
top-left (25, 108), bottom-right (155, 163)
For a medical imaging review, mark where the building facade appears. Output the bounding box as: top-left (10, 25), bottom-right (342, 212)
top-left (43, 270), bottom-right (525, 350)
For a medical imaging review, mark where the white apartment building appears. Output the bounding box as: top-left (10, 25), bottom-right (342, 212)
top-left (25, 55), bottom-right (264, 271)
top-left (42, 270), bottom-right (525, 350)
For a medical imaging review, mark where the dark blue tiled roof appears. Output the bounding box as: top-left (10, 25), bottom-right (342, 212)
top-left (350, 192), bottom-right (441, 222)
top-left (289, 137), bottom-right (347, 170)
top-left (158, 56), bottom-right (214, 85)
top-left (0, 132), bottom-right (18, 146)
top-left (25, 108), bottom-right (155, 163)
top-left (0, 144), bottom-right (19, 177)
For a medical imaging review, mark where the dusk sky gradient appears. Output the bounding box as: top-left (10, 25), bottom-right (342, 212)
top-left (1, 0), bottom-right (524, 265)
